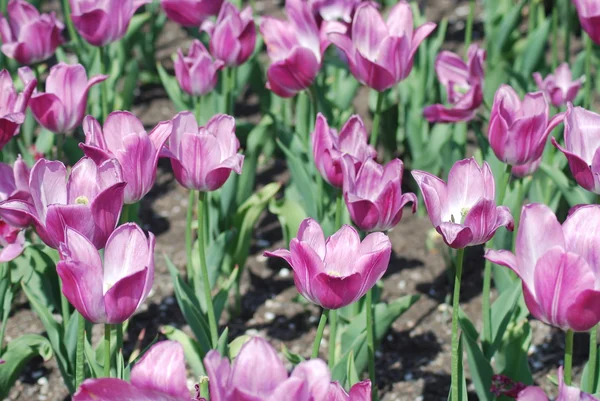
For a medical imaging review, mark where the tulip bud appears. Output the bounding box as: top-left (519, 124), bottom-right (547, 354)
top-left (174, 40), bottom-right (224, 96)
top-left (533, 63), bottom-right (583, 108)
top-left (572, 0), bottom-right (600, 45)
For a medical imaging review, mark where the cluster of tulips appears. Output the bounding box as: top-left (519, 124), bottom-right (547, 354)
top-left (0, 0), bottom-right (600, 400)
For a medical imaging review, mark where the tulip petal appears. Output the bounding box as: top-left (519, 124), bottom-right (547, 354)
top-left (323, 225), bottom-right (361, 276)
top-left (291, 360), bottom-right (331, 401)
top-left (351, 3), bottom-right (387, 60)
top-left (290, 240), bottom-right (325, 303)
top-left (552, 136), bottom-right (597, 192)
top-left (57, 258), bottom-right (106, 323)
top-left (437, 222), bottom-right (473, 249)
top-left (29, 159), bottom-right (67, 222)
top-left (104, 267), bottom-right (148, 324)
top-left (297, 218), bottom-right (326, 259)
top-left (563, 204), bottom-right (600, 280)
top-left (517, 387), bottom-right (549, 401)
top-left (203, 350), bottom-right (230, 401)
top-left (355, 232), bottom-right (392, 295)
top-left (411, 170), bottom-right (447, 227)
top-left (313, 271), bottom-right (363, 309)
top-left (345, 195), bottom-right (380, 232)
top-left (104, 223), bottom-right (152, 292)
top-left (90, 182), bottom-right (126, 249)
top-left (45, 204), bottom-right (95, 249)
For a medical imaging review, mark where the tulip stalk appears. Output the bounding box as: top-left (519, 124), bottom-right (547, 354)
top-left (312, 311), bottom-right (328, 358)
top-left (185, 190), bottom-right (195, 279)
top-left (451, 247), bottom-right (465, 401)
top-left (564, 0), bottom-right (571, 62)
top-left (104, 324), bottom-right (111, 377)
top-left (369, 91), bottom-right (385, 148)
top-left (481, 259), bottom-right (492, 353)
top-left (588, 325), bottom-right (598, 393)
top-left (328, 309), bottom-right (337, 368)
top-left (366, 289), bottom-right (377, 401)
top-left (99, 47), bottom-right (109, 122)
top-left (464, 0), bottom-right (475, 54)
top-left (198, 192), bottom-right (219, 347)
top-left (75, 312), bottom-right (86, 388)
top-left (584, 34), bottom-right (593, 109)
top-left (551, 6), bottom-right (559, 69)
top-left (564, 329), bottom-right (574, 385)
top-left (60, 0), bottom-right (79, 48)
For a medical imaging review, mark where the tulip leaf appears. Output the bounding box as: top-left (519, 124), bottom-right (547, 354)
top-left (0, 264), bottom-right (13, 352)
top-left (123, 13), bottom-right (152, 44)
top-left (216, 327), bottom-right (229, 357)
top-left (346, 350), bottom-right (359, 388)
top-left (269, 197), bottom-right (308, 245)
top-left (581, 345), bottom-right (600, 394)
top-left (446, 336), bottom-right (468, 401)
top-left (489, 280), bottom-right (522, 358)
top-left (539, 162), bottom-right (594, 207)
top-left (213, 267), bottom-right (239, 324)
top-left (156, 63), bottom-right (188, 111)
top-left (161, 325), bottom-right (206, 377)
top-left (84, 336), bottom-right (104, 379)
top-left (459, 309), bottom-right (494, 401)
top-left (281, 344), bottom-right (305, 366)
top-left (492, 0), bottom-right (526, 57)
top-left (516, 18), bottom-right (551, 76)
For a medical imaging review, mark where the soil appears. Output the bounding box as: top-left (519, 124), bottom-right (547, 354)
top-left (2, 1), bottom-right (586, 401)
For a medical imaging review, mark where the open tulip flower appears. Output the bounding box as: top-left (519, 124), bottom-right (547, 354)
top-left (488, 85), bottom-right (565, 166)
top-left (0, 158), bottom-right (125, 250)
top-left (74, 341), bottom-right (188, 400)
top-left (70, 0), bottom-right (150, 47)
top-left (161, 0), bottom-right (223, 27)
top-left (167, 112), bottom-right (243, 192)
top-left (516, 367), bottom-right (599, 401)
top-left (80, 112), bottom-right (173, 204)
top-left (424, 44), bottom-right (485, 123)
top-left (0, 220), bottom-right (24, 263)
top-left (552, 104), bottom-right (600, 194)
top-left (533, 63), bottom-right (583, 108)
top-left (310, 0), bottom-right (364, 22)
top-left (572, 0), bottom-right (600, 45)
top-left (312, 113), bottom-right (376, 189)
top-left (325, 382), bottom-right (371, 401)
top-left (175, 40), bottom-right (224, 96)
top-left (0, 157), bottom-right (30, 203)
top-left (412, 157), bottom-right (514, 249)
top-left (0, 0), bottom-right (63, 65)
top-left (265, 218), bottom-right (391, 309)
top-left (201, 2), bottom-right (256, 67)
top-left (329, 1), bottom-right (436, 92)
top-left (486, 203), bottom-right (600, 332)
top-left (23, 63), bottom-right (107, 134)
top-left (342, 156), bottom-right (417, 232)
top-left (0, 69), bottom-right (36, 151)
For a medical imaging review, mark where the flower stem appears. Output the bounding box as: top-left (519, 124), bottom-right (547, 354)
top-left (59, 278), bottom-right (70, 328)
top-left (464, 0), bottom-right (475, 54)
top-left (116, 323), bottom-right (123, 359)
top-left (328, 309), bottom-right (337, 368)
top-left (451, 248), bottom-right (465, 401)
top-left (198, 191), bottom-right (219, 347)
top-left (104, 324), bottom-right (111, 377)
top-left (369, 91), bottom-right (385, 148)
top-left (497, 164), bottom-right (511, 206)
top-left (312, 310), bottom-right (328, 358)
top-left (482, 259), bottom-right (492, 354)
top-left (55, 133), bottom-right (64, 163)
top-left (564, 0), bottom-right (571, 63)
top-left (584, 34), bottom-right (593, 110)
top-left (60, 0), bottom-right (79, 48)
top-left (75, 313), bottom-right (85, 388)
top-left (551, 6), bottom-right (558, 69)
top-left (366, 289), bottom-right (378, 401)
top-left (588, 325), bottom-right (598, 393)
top-left (99, 47), bottom-right (109, 122)
top-left (185, 190), bottom-right (195, 280)
top-left (564, 329), bottom-right (574, 386)
top-left (335, 192), bottom-right (343, 229)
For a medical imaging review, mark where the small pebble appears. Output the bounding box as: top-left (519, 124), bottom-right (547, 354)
top-left (264, 312), bottom-right (275, 322)
top-left (256, 239), bottom-right (270, 248)
top-left (165, 296), bottom-right (175, 306)
top-left (397, 280), bottom-right (406, 290)
top-left (246, 329), bottom-right (259, 336)
top-left (256, 254), bottom-right (268, 263)
top-left (404, 372), bottom-right (413, 381)
top-left (31, 370), bottom-right (44, 380)
top-left (279, 268), bottom-right (291, 278)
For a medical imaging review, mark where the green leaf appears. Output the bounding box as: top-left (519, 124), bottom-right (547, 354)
top-left (161, 325), bottom-right (206, 377)
top-left (281, 344), bottom-right (305, 365)
top-left (346, 350), bottom-right (359, 388)
top-left (489, 280), bottom-right (522, 357)
top-left (156, 63), bottom-right (188, 111)
top-left (269, 197), bottom-right (308, 244)
top-left (539, 162), bottom-right (593, 206)
top-left (123, 13), bottom-right (152, 43)
top-left (581, 345), bottom-right (600, 394)
top-left (492, 0), bottom-right (526, 57)
top-left (84, 336), bottom-right (103, 379)
top-left (216, 327), bottom-right (229, 359)
top-left (516, 19), bottom-right (551, 76)
top-left (459, 309), bottom-right (494, 401)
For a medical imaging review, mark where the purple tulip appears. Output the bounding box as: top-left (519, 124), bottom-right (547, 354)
top-left (166, 112), bottom-right (243, 192)
top-left (516, 367), bottom-right (599, 400)
top-left (329, 1), bottom-right (436, 92)
top-left (342, 156), bottom-right (417, 231)
top-left (70, 0), bottom-right (150, 47)
top-left (486, 203), bottom-right (600, 331)
top-left (161, 0), bottom-right (223, 27)
top-left (412, 157), bottom-right (514, 249)
top-left (201, 2), bottom-right (256, 67)
top-left (572, 0), bottom-right (600, 45)
top-left (0, 69), bottom-right (36, 151)
top-left (0, 157), bottom-right (125, 250)
top-left (552, 104), bottom-right (600, 193)
top-left (265, 218), bottom-right (391, 309)
top-left (80, 112), bottom-right (172, 204)
top-left (511, 156), bottom-right (542, 178)
top-left (24, 63), bottom-right (107, 134)
top-left (74, 341), bottom-right (189, 400)
top-left (174, 40), bottom-right (224, 96)
top-left (325, 381), bottom-right (371, 401)
top-left (423, 44), bottom-right (486, 123)
top-left (0, 220), bottom-right (24, 263)
top-left (312, 113), bottom-right (376, 189)
top-left (309, 0), bottom-right (365, 22)
top-left (533, 63), bottom-right (583, 108)
top-left (0, 0), bottom-right (63, 65)
top-left (0, 157), bottom-right (30, 203)
top-left (488, 85), bottom-right (565, 166)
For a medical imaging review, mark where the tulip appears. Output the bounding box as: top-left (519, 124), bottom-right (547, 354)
top-left (325, 382), bottom-right (371, 401)
top-left (552, 104), bottom-right (600, 194)
top-left (342, 156), bottom-right (417, 231)
top-left (0, 0), bottom-right (63, 65)
top-left (312, 113), bottom-right (376, 189)
top-left (0, 157), bottom-right (30, 203)
top-left (310, 0), bottom-right (363, 22)
top-left (486, 203), bottom-right (600, 331)
top-left (0, 69), bottom-right (36, 150)
top-left (511, 156), bottom-right (541, 178)
top-left (74, 341), bottom-right (190, 400)
top-left (80, 112), bottom-right (172, 204)
top-left (166, 112), bottom-right (243, 192)
top-left (423, 44), bottom-right (486, 123)
top-left (412, 158), bottom-right (514, 249)
top-left (515, 367), bottom-right (599, 401)
top-left (201, 2), bottom-right (256, 67)
top-left (24, 63), bottom-right (107, 134)
top-left (533, 63), bottom-right (583, 108)
top-left (70, 0), bottom-right (150, 47)
top-left (57, 223), bottom-right (154, 324)
top-left (174, 40), bottom-right (224, 96)
top-left (572, 0), bottom-right (600, 45)
top-left (265, 218), bottom-right (391, 309)
top-left (0, 221), bottom-right (24, 263)
top-left (0, 157), bottom-right (125, 249)
top-left (488, 85), bottom-right (565, 166)
top-left (328, 1), bottom-right (436, 92)
top-left (161, 0), bottom-right (223, 27)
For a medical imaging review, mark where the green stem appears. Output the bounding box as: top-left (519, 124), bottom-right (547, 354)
top-left (551, 6), bottom-right (558, 69)
top-left (104, 324), bottom-right (111, 377)
top-left (60, 279), bottom-right (70, 327)
top-left (464, 0), bottom-right (475, 54)
top-left (512, 178), bottom-right (529, 252)
top-left (588, 325), bottom-right (598, 393)
top-left (99, 47), bottom-right (109, 122)
top-left (335, 192), bottom-right (343, 229)
top-left (198, 192), bottom-right (219, 347)
top-left (56, 133), bottom-right (64, 163)
top-left (564, 329), bottom-right (574, 385)
top-left (75, 313), bottom-right (86, 388)
top-left (199, 376), bottom-right (209, 399)
top-left (116, 323), bottom-right (123, 357)
top-left (482, 259), bottom-right (492, 354)
top-left (497, 164), bottom-right (511, 206)
top-left (369, 91), bottom-right (385, 148)
top-left (564, 0), bottom-right (571, 63)
top-left (60, 0), bottom-right (79, 47)
top-left (527, 0), bottom-right (536, 34)
top-left (328, 309), bottom-right (337, 368)
top-left (185, 190), bottom-right (195, 280)
top-left (0, 0), bottom-right (7, 14)
top-left (451, 248), bottom-right (465, 401)
top-left (366, 289), bottom-right (377, 401)
top-left (312, 310), bottom-right (328, 358)
top-left (228, 68), bottom-right (236, 115)
top-left (584, 34), bottom-right (593, 110)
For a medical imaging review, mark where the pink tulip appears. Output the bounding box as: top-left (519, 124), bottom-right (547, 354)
top-left (312, 113), bottom-right (376, 189)
top-left (70, 0), bottom-right (150, 47)
top-left (0, 69), bottom-right (36, 150)
top-left (80, 112), bottom-right (172, 204)
top-left (325, 382), bottom-right (371, 401)
top-left (515, 367), bottom-right (599, 401)
top-left (161, 0), bottom-right (223, 27)
top-left (74, 341), bottom-right (189, 400)
top-left (412, 158), bottom-right (514, 249)
top-left (342, 156), bottom-right (417, 231)
top-left (265, 218), bottom-right (391, 309)
top-left (486, 203), bottom-right (600, 331)
top-left (174, 40), bottom-right (224, 96)
top-left (488, 85), bottom-right (565, 166)
top-left (423, 44), bottom-right (486, 123)
top-left (0, 0), bottom-right (63, 65)
top-left (0, 221), bottom-right (24, 263)
top-left (24, 63), bottom-right (107, 134)
top-left (511, 156), bottom-right (542, 178)
top-left (572, 0), bottom-right (600, 45)
top-left (0, 158), bottom-right (125, 250)
top-left (260, 0), bottom-right (330, 98)
top-left (533, 63), bottom-right (583, 108)
top-left (328, 1), bottom-right (436, 92)
top-left (552, 104), bottom-right (600, 194)
top-left (166, 112), bottom-right (243, 192)
top-left (310, 0), bottom-right (364, 22)
top-left (0, 157), bottom-right (30, 203)
top-left (201, 2), bottom-right (256, 67)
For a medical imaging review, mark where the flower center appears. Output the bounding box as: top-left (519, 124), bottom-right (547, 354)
top-left (327, 270), bottom-right (342, 277)
top-left (75, 196), bottom-right (89, 205)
